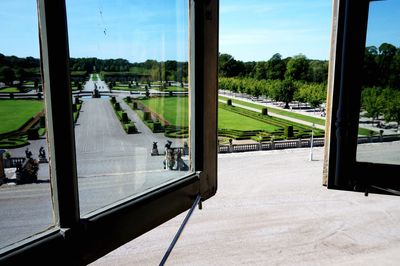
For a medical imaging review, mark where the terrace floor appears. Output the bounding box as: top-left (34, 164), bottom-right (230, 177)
top-left (92, 144), bottom-right (400, 266)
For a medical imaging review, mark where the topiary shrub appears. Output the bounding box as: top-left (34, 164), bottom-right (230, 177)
top-left (27, 128), bottom-right (39, 140)
top-left (143, 111), bottom-right (151, 121)
top-left (126, 96), bottom-right (132, 103)
top-left (284, 126), bottom-right (294, 139)
top-left (121, 112), bottom-right (129, 123)
top-left (261, 107), bottom-right (268, 115)
top-left (39, 116), bottom-right (46, 128)
top-left (153, 121), bottom-right (162, 132)
top-left (227, 99), bottom-right (232, 106)
top-left (125, 123), bottom-right (137, 134)
top-left (114, 102), bottom-right (121, 111)
top-left (169, 91), bottom-right (173, 97)
top-left (72, 103), bottom-right (77, 112)
top-left (110, 96), bottom-right (116, 104)
top-left (133, 102), bottom-right (138, 109)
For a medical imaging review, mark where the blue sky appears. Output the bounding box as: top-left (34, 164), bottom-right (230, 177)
top-left (0, 0), bottom-right (399, 62)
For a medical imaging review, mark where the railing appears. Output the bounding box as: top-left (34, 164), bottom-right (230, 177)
top-left (219, 138), bottom-right (324, 153)
top-left (4, 158), bottom-right (25, 168)
top-left (357, 134), bottom-right (400, 144)
top-left (218, 134), bottom-right (400, 154)
top-left (0, 92), bottom-right (43, 99)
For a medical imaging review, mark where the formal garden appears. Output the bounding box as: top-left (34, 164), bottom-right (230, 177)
top-left (123, 94), bottom-right (324, 141)
top-left (124, 95), bottom-right (189, 138)
top-left (0, 99), bottom-right (45, 148)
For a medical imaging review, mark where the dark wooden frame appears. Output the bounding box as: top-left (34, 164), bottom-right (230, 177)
top-left (0, 0), bottom-right (219, 264)
top-left (324, 0), bottom-right (400, 194)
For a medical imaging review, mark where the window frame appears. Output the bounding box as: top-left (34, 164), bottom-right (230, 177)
top-left (0, 0), bottom-right (218, 264)
top-left (324, 0), bottom-right (400, 194)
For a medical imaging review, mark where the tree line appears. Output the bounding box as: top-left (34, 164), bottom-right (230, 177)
top-left (0, 53), bottom-right (189, 85)
top-left (219, 53), bottom-right (328, 83)
top-left (218, 53), bottom-right (328, 109)
top-left (219, 77), bottom-right (326, 109)
top-left (219, 42), bottom-right (400, 117)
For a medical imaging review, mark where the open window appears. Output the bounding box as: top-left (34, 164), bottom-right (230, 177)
top-left (324, 0), bottom-right (400, 195)
top-left (0, 0), bottom-right (218, 264)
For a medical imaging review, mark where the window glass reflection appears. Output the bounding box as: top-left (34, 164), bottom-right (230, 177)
top-left (0, 1), bottom-right (54, 249)
top-left (66, 0), bottom-right (191, 215)
top-left (356, 0), bottom-right (400, 164)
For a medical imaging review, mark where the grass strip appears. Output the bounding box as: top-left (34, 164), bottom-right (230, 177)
top-left (0, 99), bottom-right (44, 134)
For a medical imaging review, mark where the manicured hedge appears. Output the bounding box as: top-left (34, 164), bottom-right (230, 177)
top-left (123, 96), bottom-right (189, 138)
top-left (110, 99), bottom-right (137, 134)
top-left (27, 128), bottom-right (39, 140)
top-left (261, 107), bottom-right (268, 115)
top-left (165, 125), bottom-right (189, 138)
top-left (0, 135), bottom-right (29, 149)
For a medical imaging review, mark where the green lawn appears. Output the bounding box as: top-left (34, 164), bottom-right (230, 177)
top-left (219, 95), bottom-right (372, 136)
top-left (140, 96), bottom-right (280, 132)
top-left (164, 86), bottom-right (188, 92)
top-left (0, 100), bottom-right (44, 134)
top-left (219, 108), bottom-right (280, 131)
top-left (140, 97), bottom-right (188, 127)
top-left (0, 87), bottom-right (20, 93)
top-left (219, 95), bottom-right (326, 126)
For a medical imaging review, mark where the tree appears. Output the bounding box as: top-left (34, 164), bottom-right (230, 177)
top-left (382, 90), bottom-right (400, 131)
top-left (377, 43), bottom-right (397, 86)
top-left (361, 87), bottom-right (384, 125)
top-left (308, 60), bottom-right (328, 83)
top-left (254, 61), bottom-right (267, 80)
top-left (295, 82), bottom-right (326, 109)
top-left (285, 54), bottom-right (310, 81)
top-left (243, 61), bottom-right (256, 77)
top-left (218, 53), bottom-right (245, 77)
top-left (266, 53), bottom-right (286, 80)
top-left (0, 66), bottom-right (16, 86)
top-left (270, 79), bottom-right (297, 108)
top-left (16, 68), bottom-right (27, 88)
top-left (362, 46), bottom-right (379, 87)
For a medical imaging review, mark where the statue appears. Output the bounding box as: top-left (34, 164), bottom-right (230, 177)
top-left (151, 142), bottom-right (159, 156)
top-left (15, 158), bottom-right (39, 184)
top-left (25, 148), bottom-right (32, 159)
top-left (38, 146), bottom-right (48, 163)
top-left (164, 141), bottom-right (175, 170)
top-left (92, 87), bottom-right (100, 98)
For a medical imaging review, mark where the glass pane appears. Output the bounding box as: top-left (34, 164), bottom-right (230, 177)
top-left (0, 1), bottom-right (54, 249)
top-left (356, 0), bottom-right (400, 164)
top-left (218, 1), bottom-right (329, 152)
top-left (66, 0), bottom-right (191, 216)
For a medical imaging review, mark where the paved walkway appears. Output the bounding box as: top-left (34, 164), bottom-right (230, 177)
top-left (93, 144), bottom-right (400, 266)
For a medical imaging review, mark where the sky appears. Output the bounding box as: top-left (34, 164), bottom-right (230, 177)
top-left (0, 0), bottom-right (399, 62)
